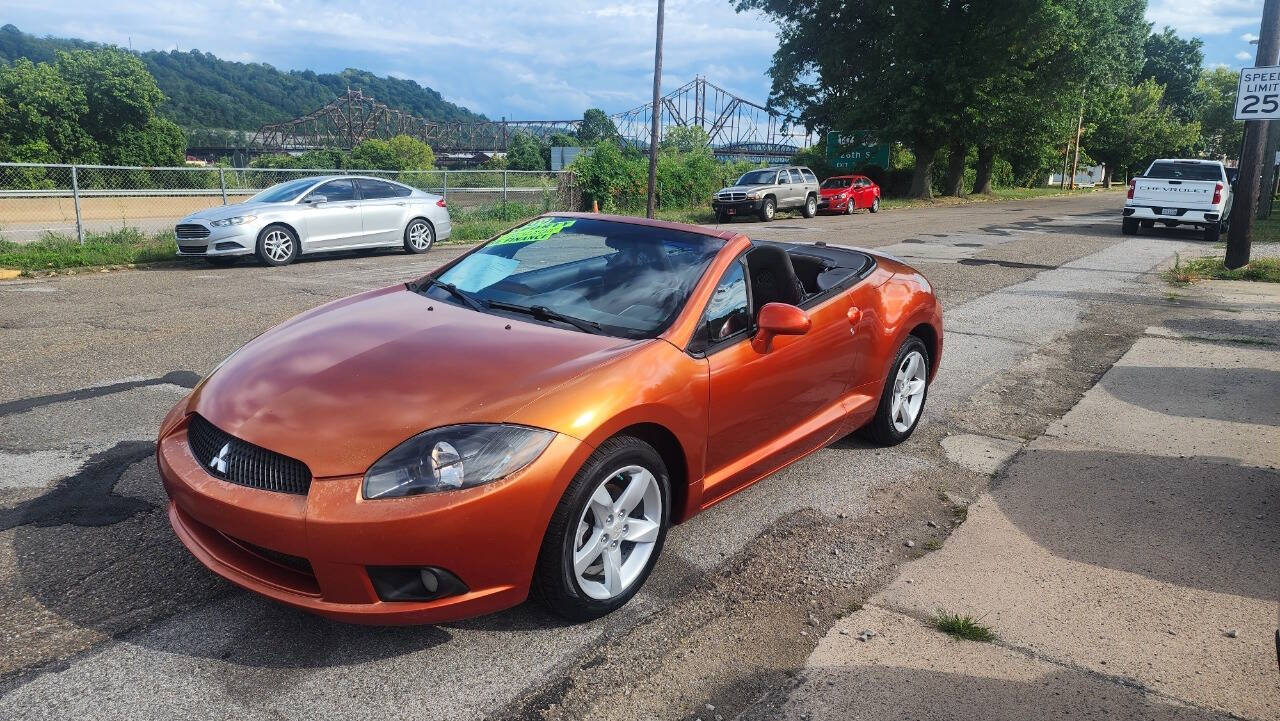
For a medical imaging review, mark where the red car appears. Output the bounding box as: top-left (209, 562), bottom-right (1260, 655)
top-left (819, 175), bottom-right (881, 215)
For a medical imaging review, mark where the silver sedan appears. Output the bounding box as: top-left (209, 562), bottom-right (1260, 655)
top-left (174, 175), bottom-right (452, 267)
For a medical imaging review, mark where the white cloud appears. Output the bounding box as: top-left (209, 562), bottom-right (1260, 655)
top-left (1237, 50), bottom-right (1255, 60)
top-left (1242, 32), bottom-right (1260, 42)
top-left (2, 0), bottom-right (782, 120)
top-left (1146, 0), bottom-right (1261, 36)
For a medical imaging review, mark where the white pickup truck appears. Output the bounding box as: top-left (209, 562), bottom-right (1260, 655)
top-left (1123, 159), bottom-right (1232, 242)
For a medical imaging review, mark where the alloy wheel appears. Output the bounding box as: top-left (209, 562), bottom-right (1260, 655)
top-left (572, 465), bottom-right (662, 600)
top-left (890, 350), bottom-right (927, 433)
top-left (845, 196), bottom-right (855, 214)
top-left (262, 229), bottom-right (293, 263)
top-left (408, 220), bottom-right (433, 251)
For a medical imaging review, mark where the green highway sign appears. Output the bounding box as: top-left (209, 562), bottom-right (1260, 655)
top-left (826, 131), bottom-right (890, 170)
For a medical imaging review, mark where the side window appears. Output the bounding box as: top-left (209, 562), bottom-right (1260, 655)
top-left (310, 179), bottom-right (356, 202)
top-left (700, 259), bottom-right (750, 349)
top-left (358, 179), bottom-right (399, 199)
top-left (802, 169), bottom-right (818, 184)
top-left (789, 169), bottom-right (804, 184)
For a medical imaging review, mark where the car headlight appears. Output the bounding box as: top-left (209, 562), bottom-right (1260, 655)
top-left (363, 424), bottom-right (555, 499)
top-left (746, 191), bottom-right (762, 200)
top-left (210, 215), bottom-right (257, 227)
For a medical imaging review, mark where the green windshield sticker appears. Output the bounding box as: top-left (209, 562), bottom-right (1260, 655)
top-left (490, 218), bottom-right (576, 246)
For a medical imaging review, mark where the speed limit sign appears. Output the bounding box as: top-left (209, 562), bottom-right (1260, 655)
top-left (1235, 66), bottom-right (1280, 120)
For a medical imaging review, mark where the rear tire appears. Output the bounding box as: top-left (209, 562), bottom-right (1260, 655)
top-left (256, 225), bottom-right (299, 267)
top-left (1202, 222), bottom-right (1221, 243)
top-left (404, 218), bottom-right (434, 254)
top-left (861, 336), bottom-right (930, 446)
top-left (801, 194), bottom-right (817, 218)
top-left (758, 197), bottom-right (776, 222)
top-left (531, 436), bottom-right (670, 621)
top-left (869, 196), bottom-right (880, 213)
top-left (1121, 218), bottom-right (1138, 235)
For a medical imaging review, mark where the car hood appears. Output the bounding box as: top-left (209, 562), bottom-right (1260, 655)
top-left (182, 201), bottom-right (282, 223)
top-left (819, 187), bottom-right (851, 196)
top-left (717, 184), bottom-right (768, 194)
top-left (190, 286), bottom-right (640, 477)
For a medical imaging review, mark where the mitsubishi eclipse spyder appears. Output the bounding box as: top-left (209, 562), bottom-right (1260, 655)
top-left (157, 213), bottom-right (943, 624)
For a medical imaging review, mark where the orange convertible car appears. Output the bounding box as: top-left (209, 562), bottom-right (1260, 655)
top-left (158, 213), bottom-right (942, 624)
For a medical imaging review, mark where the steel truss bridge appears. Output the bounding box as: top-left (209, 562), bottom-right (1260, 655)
top-left (243, 79), bottom-right (811, 161)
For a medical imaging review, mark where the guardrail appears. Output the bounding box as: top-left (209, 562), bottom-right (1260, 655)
top-left (0, 162), bottom-right (578, 244)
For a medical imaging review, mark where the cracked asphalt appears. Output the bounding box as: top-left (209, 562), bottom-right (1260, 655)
top-left (3, 189), bottom-right (1243, 720)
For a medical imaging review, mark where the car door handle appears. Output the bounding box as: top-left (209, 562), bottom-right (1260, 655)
top-left (344, 204), bottom-right (357, 209)
top-left (395, 202), bottom-right (407, 206)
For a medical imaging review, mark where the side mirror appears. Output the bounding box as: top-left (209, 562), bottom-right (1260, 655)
top-left (305, 194), bottom-right (328, 205)
top-left (751, 302), bottom-right (810, 353)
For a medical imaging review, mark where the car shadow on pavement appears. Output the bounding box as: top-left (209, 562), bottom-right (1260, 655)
top-left (994, 445), bottom-right (1279, 602)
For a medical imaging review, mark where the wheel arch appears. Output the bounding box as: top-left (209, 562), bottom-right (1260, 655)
top-left (259, 221), bottom-right (302, 247)
top-left (607, 422), bottom-right (691, 524)
top-left (908, 322), bottom-right (941, 380)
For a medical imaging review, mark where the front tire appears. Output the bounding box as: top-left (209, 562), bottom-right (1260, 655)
top-left (531, 436), bottom-right (670, 621)
top-left (256, 225), bottom-right (299, 267)
top-left (802, 194), bottom-right (817, 218)
top-left (404, 218), bottom-right (434, 254)
top-left (758, 197), bottom-right (776, 222)
top-left (861, 336), bottom-right (930, 446)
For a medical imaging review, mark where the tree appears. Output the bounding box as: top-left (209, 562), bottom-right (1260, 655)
top-left (1197, 66), bottom-right (1245, 161)
top-left (1140, 26), bottom-right (1205, 123)
top-left (578, 108), bottom-right (618, 145)
top-left (505, 131), bottom-right (546, 170)
top-left (348, 134), bottom-right (434, 170)
top-left (1084, 78), bottom-right (1199, 184)
top-left (386, 134), bottom-right (435, 170)
top-left (660, 125), bottom-right (710, 152)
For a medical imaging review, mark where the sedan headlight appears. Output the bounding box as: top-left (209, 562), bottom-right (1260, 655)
top-left (210, 215), bottom-right (258, 227)
top-left (363, 424), bottom-right (555, 499)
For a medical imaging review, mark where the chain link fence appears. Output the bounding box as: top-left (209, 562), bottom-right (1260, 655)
top-left (0, 162), bottom-right (580, 243)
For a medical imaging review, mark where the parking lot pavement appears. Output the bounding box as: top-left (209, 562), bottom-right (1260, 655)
top-left (742, 279), bottom-right (1280, 721)
top-left (0, 192), bottom-right (1229, 720)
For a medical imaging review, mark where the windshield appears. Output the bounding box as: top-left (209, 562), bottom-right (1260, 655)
top-left (1145, 163), bottom-right (1224, 182)
top-left (737, 169), bottom-right (778, 185)
top-left (247, 178), bottom-right (322, 203)
top-left (822, 178), bottom-right (852, 189)
top-left (428, 216), bottom-right (722, 339)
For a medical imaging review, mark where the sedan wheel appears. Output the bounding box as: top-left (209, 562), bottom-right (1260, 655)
top-left (532, 436), bottom-right (669, 620)
top-left (404, 218), bottom-right (434, 254)
top-left (256, 226), bottom-right (298, 267)
top-left (862, 335), bottom-right (930, 445)
top-left (845, 196), bottom-right (856, 214)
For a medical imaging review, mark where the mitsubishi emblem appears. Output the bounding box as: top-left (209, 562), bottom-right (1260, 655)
top-left (210, 442), bottom-right (231, 474)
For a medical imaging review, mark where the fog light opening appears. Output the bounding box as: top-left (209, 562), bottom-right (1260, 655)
top-left (368, 566), bottom-right (468, 602)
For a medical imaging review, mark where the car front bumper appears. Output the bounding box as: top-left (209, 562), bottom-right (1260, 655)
top-left (817, 196), bottom-right (852, 212)
top-left (1122, 205), bottom-right (1222, 226)
top-left (158, 410), bottom-right (590, 624)
top-left (711, 198), bottom-right (762, 214)
top-left (174, 220), bottom-right (261, 257)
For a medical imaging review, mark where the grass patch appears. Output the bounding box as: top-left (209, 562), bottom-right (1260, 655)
top-left (0, 228), bottom-right (176, 275)
top-left (932, 612), bottom-right (995, 642)
top-left (1163, 253), bottom-right (1280, 285)
top-left (446, 201), bottom-right (543, 243)
top-left (1251, 213), bottom-right (1280, 244)
top-left (881, 185), bottom-right (1113, 211)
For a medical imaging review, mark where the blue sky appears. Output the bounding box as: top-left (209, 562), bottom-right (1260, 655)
top-left (3, 0), bottom-right (1267, 120)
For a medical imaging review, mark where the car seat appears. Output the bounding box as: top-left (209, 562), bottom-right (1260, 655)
top-left (745, 245), bottom-right (806, 317)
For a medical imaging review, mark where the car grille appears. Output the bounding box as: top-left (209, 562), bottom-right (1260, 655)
top-left (717, 192), bottom-right (746, 202)
top-left (187, 414), bottom-right (312, 495)
top-left (176, 224), bottom-right (211, 239)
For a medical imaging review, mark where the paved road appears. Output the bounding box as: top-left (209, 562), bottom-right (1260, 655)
top-left (1, 190), bottom-right (1222, 720)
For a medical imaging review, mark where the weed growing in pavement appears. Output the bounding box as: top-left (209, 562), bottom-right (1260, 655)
top-left (1162, 253), bottom-right (1280, 285)
top-left (933, 612), bottom-right (994, 642)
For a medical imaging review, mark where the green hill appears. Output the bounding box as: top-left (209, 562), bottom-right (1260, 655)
top-left (0, 24), bottom-right (487, 133)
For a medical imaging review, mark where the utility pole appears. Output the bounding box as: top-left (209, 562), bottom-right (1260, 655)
top-left (1227, 0), bottom-right (1280, 268)
top-left (645, 0), bottom-right (665, 219)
